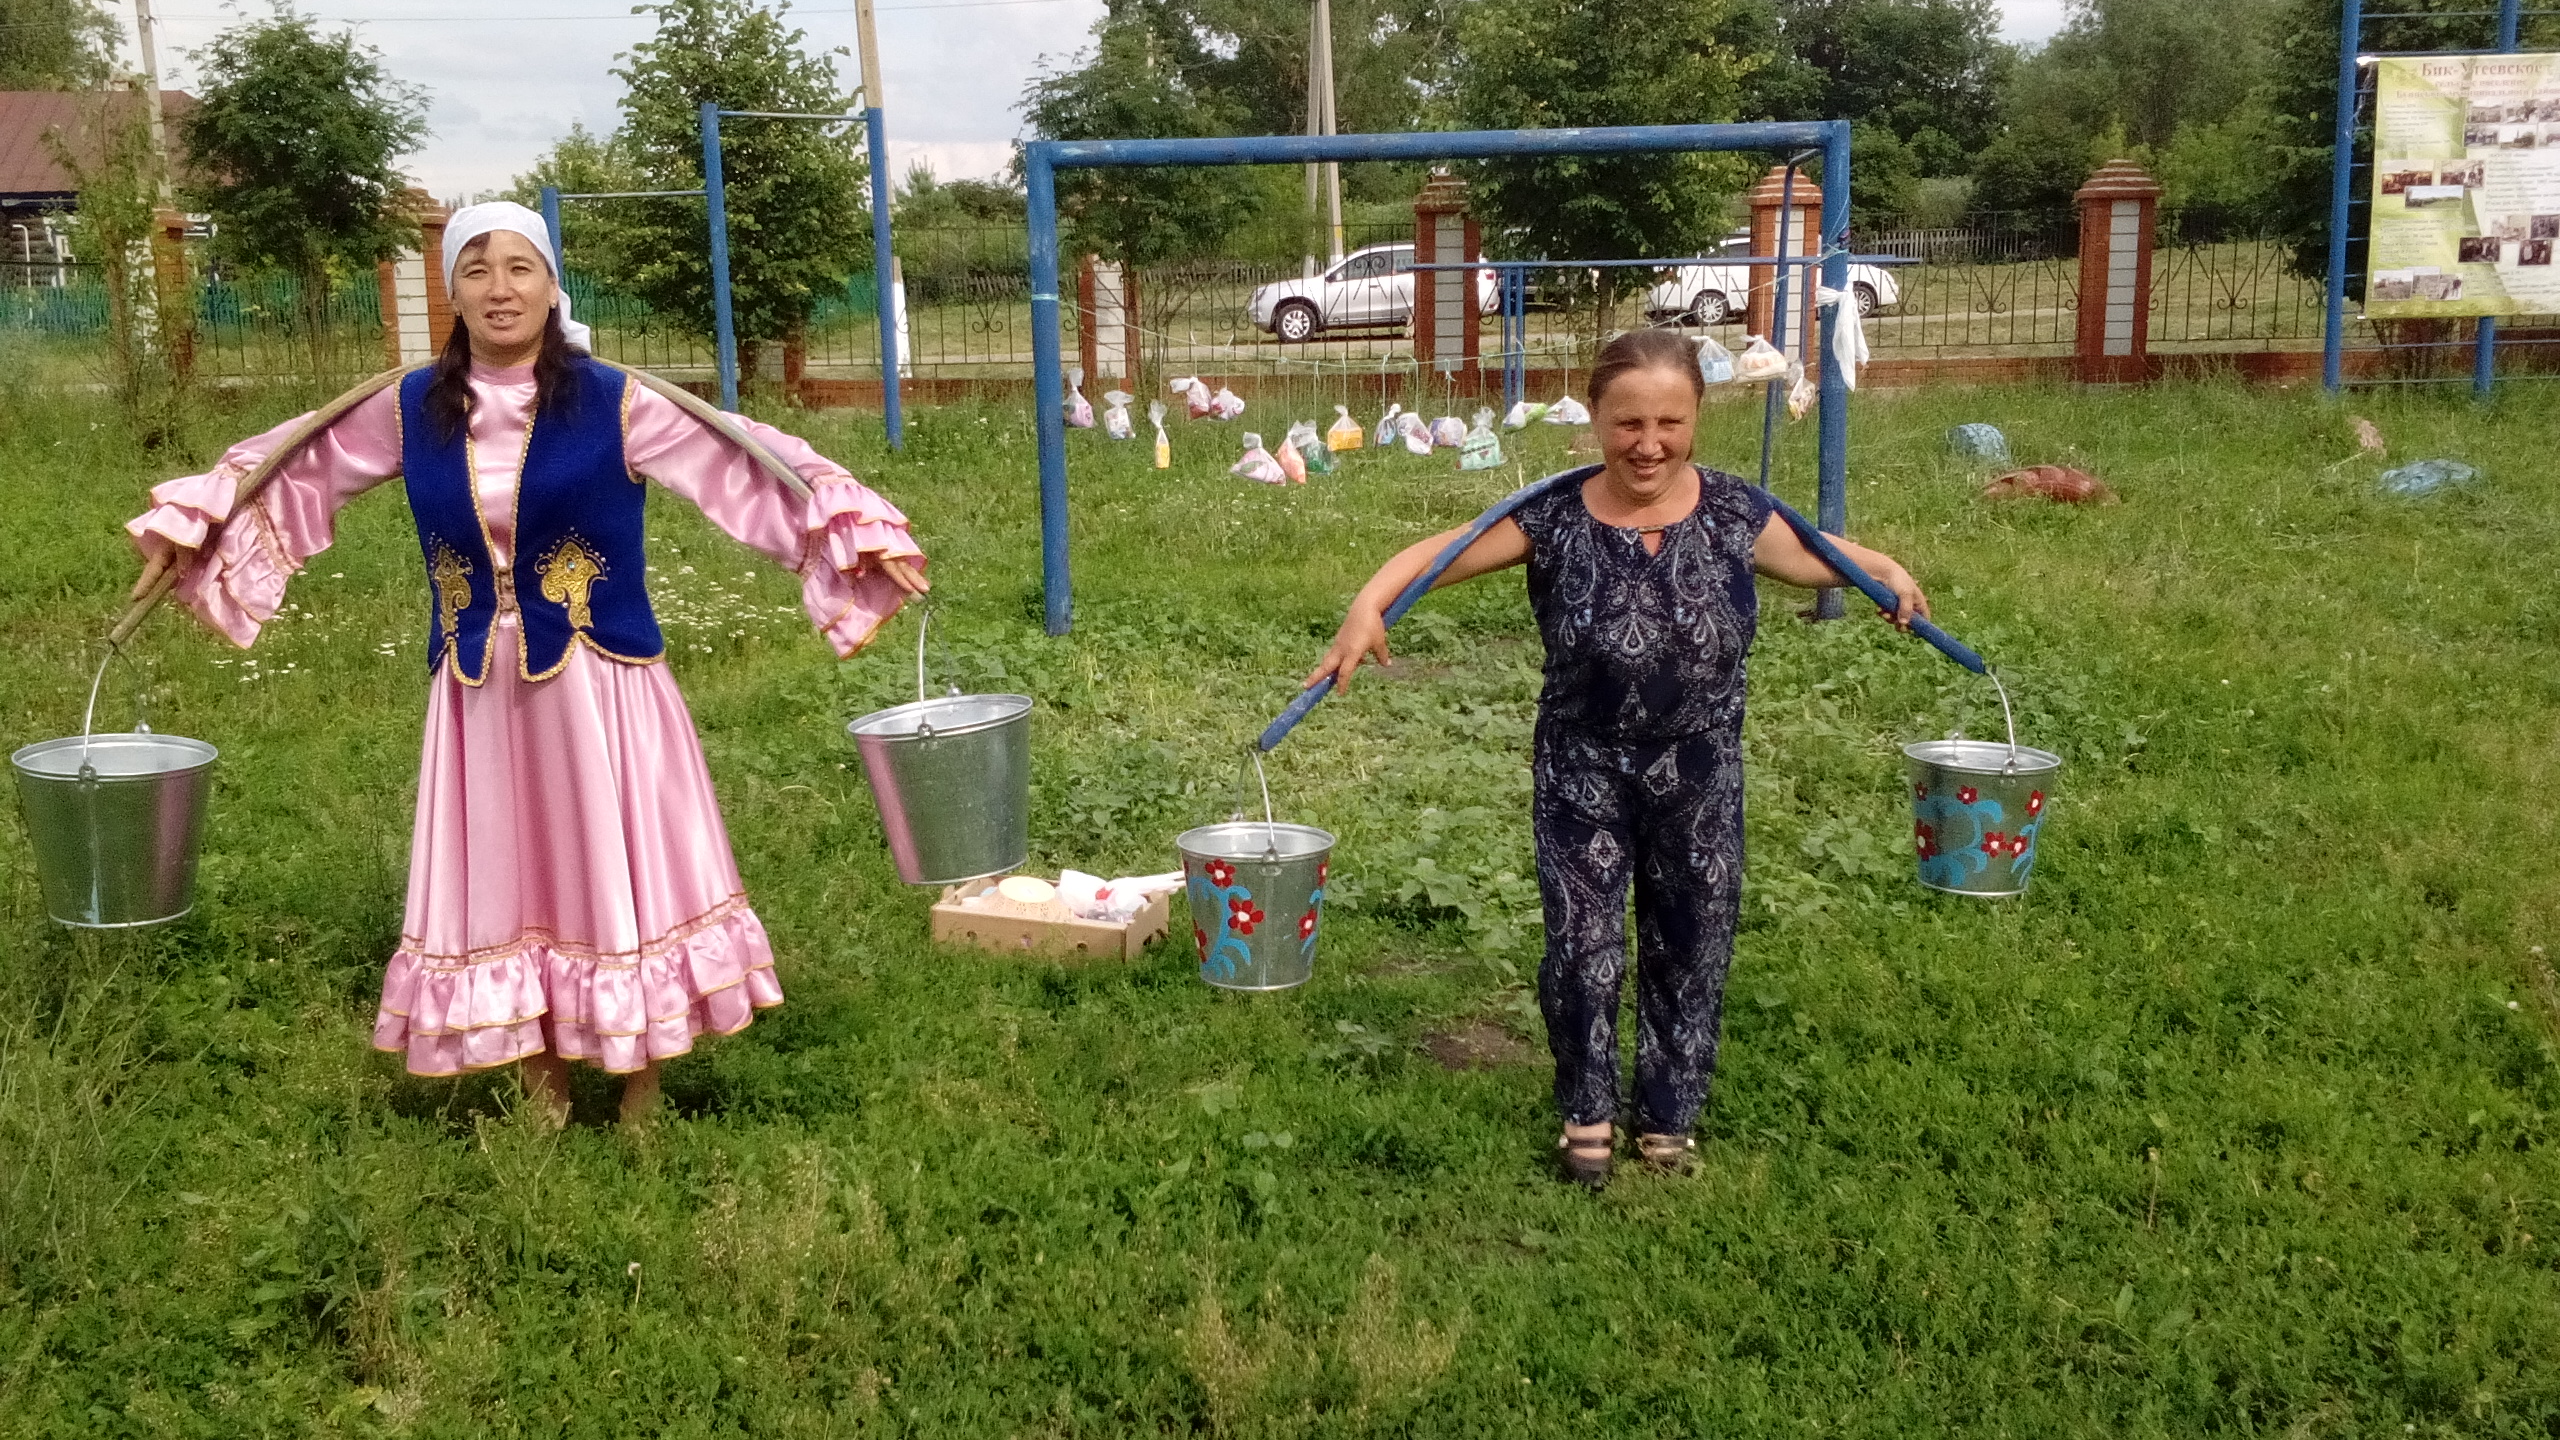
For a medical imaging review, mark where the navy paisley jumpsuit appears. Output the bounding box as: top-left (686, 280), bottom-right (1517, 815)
top-left (1509, 464), bottom-right (1774, 1135)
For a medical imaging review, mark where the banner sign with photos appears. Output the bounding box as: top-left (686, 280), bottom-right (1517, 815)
top-left (2366, 53), bottom-right (2560, 317)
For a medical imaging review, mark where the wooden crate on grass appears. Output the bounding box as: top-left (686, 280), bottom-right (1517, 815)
top-left (930, 879), bottom-right (1172, 961)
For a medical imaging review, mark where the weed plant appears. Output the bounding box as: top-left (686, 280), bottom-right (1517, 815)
top-left (0, 374), bottom-right (2556, 1434)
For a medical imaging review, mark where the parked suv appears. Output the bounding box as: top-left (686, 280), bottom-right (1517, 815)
top-left (1247, 243), bottom-right (1498, 341)
top-left (1641, 233), bottom-right (1900, 326)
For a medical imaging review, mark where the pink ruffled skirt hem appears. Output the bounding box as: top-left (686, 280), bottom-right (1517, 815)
top-left (371, 615), bottom-right (785, 1076)
top-left (373, 905), bottom-right (785, 1076)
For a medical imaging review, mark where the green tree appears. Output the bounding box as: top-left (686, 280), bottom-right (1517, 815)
top-left (1746, 0), bottom-right (2010, 156)
top-left (504, 121), bottom-right (648, 281)
top-left (1019, 13), bottom-right (1264, 265)
top-left (180, 11), bottom-right (427, 379)
top-left (0, 0), bottom-right (117, 89)
top-left (1972, 0), bottom-right (2290, 234)
top-left (611, 0), bottom-right (869, 358)
top-left (43, 92), bottom-right (188, 449)
top-left (894, 162), bottom-right (1025, 228)
top-left (1444, 0), bottom-right (1758, 320)
top-left (1109, 0), bottom-right (1459, 147)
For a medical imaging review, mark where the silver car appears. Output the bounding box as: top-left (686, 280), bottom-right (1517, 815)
top-left (1642, 233), bottom-right (1900, 325)
top-left (1246, 243), bottom-right (1499, 341)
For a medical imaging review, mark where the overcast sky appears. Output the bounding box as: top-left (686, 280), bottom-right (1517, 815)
top-left (127, 0), bottom-right (2072, 201)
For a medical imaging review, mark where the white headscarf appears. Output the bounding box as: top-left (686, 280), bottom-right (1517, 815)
top-left (440, 200), bottom-right (594, 353)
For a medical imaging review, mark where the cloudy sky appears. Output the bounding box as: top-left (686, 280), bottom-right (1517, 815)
top-left (128, 0), bottom-right (2071, 201)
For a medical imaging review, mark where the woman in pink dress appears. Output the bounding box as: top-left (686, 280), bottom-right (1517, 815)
top-left (126, 203), bottom-right (927, 1125)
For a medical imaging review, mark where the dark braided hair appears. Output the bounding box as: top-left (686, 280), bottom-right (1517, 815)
top-left (421, 237), bottom-right (579, 444)
top-left (1587, 328), bottom-right (1706, 407)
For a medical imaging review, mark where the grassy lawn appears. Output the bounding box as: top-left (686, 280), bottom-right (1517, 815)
top-left (1, 368), bottom-right (2556, 1436)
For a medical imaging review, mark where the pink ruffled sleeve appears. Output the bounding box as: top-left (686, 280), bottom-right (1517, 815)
top-left (622, 386), bottom-right (922, 658)
top-left (124, 387), bottom-right (404, 648)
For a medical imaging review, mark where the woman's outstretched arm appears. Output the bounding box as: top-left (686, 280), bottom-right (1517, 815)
top-left (1304, 517), bottom-right (1529, 692)
top-left (1749, 512), bottom-right (1930, 629)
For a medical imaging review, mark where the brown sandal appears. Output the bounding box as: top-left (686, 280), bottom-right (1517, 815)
top-left (1636, 1133), bottom-right (1697, 1174)
top-left (1557, 1130), bottom-right (1615, 1190)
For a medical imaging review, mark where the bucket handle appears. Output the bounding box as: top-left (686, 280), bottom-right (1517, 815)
top-left (76, 644), bottom-right (150, 780)
top-left (1228, 747), bottom-right (1282, 862)
top-left (910, 605), bottom-right (962, 735)
top-left (1986, 668), bottom-right (2021, 773)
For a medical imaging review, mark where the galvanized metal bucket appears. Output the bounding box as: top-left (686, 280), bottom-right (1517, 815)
top-left (10, 650), bottom-right (217, 928)
top-left (1903, 739), bottom-right (2062, 897)
top-left (1178, 821), bottom-right (1335, 991)
top-left (846, 611), bottom-right (1032, 886)
top-left (1178, 753), bottom-right (1334, 990)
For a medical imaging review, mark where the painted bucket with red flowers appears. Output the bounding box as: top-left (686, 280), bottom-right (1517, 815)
top-left (1902, 740), bottom-right (2062, 898)
top-left (1175, 821), bottom-right (1335, 991)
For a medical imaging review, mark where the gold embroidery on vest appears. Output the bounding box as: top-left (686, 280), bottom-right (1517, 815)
top-left (428, 543), bottom-right (473, 650)
top-left (536, 535), bottom-right (606, 631)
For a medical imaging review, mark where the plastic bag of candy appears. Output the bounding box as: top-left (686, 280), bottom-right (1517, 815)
top-left (1231, 432), bottom-right (1286, 483)
top-left (1458, 408), bottom-right (1504, 471)
top-left (1170, 375), bottom-right (1213, 419)
top-left (1286, 419), bottom-right (1334, 475)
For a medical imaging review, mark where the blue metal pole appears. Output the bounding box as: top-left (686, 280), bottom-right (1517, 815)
top-left (1025, 144), bottom-right (1071, 636)
top-left (2324, 0), bottom-right (2362, 393)
top-left (539, 185), bottom-right (564, 267)
top-left (701, 101), bottom-right (739, 413)
top-left (2474, 0), bottom-right (2520, 398)
top-left (1815, 120), bottom-right (1852, 622)
top-left (865, 105), bottom-right (904, 448)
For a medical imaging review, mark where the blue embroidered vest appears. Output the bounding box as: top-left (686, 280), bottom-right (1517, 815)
top-left (399, 357), bottom-right (663, 682)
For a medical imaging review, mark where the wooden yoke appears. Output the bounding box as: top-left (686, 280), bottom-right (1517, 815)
top-left (107, 360), bottom-right (818, 648)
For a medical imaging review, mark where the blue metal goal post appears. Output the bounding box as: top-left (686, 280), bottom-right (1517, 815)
top-left (1020, 121), bottom-right (1855, 636)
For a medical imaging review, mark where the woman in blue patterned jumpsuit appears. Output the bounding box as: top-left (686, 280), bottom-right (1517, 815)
top-left (1308, 330), bottom-right (1932, 1188)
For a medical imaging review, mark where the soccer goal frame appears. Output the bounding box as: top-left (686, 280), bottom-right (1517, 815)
top-left (1021, 121), bottom-right (1855, 636)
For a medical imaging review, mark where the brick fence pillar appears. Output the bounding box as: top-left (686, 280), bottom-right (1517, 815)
top-left (2073, 160), bottom-right (2163, 384)
top-left (1412, 170), bottom-right (1481, 392)
top-left (1078, 254), bottom-right (1139, 391)
top-left (378, 190), bottom-right (452, 368)
top-left (1745, 166), bottom-right (1821, 347)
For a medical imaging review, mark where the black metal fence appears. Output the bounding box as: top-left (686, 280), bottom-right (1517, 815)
top-left (6, 222), bottom-right (2548, 392)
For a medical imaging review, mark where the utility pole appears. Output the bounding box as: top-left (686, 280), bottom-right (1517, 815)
top-left (1302, 12), bottom-right (1320, 276)
top-left (1312, 0), bottom-right (1342, 264)
top-left (854, 0), bottom-right (904, 447)
top-left (131, 0), bottom-right (173, 205)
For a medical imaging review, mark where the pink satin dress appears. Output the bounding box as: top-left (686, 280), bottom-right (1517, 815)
top-left (127, 361), bottom-right (922, 1076)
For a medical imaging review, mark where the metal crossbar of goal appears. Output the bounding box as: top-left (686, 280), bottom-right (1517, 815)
top-left (1020, 121), bottom-right (1856, 636)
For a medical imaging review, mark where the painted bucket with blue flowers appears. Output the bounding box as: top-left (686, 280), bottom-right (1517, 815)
top-left (1902, 739), bottom-right (2062, 898)
top-left (1176, 820), bottom-right (1334, 991)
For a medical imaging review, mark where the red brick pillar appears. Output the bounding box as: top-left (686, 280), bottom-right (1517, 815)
top-left (2073, 160), bottom-right (2163, 384)
top-left (149, 207), bottom-right (194, 386)
top-left (1745, 166), bottom-right (1822, 346)
top-left (377, 191), bottom-right (453, 368)
top-left (1412, 170), bottom-right (1482, 392)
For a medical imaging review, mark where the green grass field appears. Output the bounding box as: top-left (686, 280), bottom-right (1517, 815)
top-left (2, 369), bottom-right (2556, 1436)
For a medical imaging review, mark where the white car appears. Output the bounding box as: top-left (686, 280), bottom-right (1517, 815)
top-left (1642, 233), bottom-right (1900, 325)
top-left (1247, 243), bottom-right (1498, 342)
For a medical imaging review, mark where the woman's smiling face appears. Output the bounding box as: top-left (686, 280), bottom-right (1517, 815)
top-left (1593, 363), bottom-right (1699, 497)
top-left (451, 229), bottom-right (556, 359)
